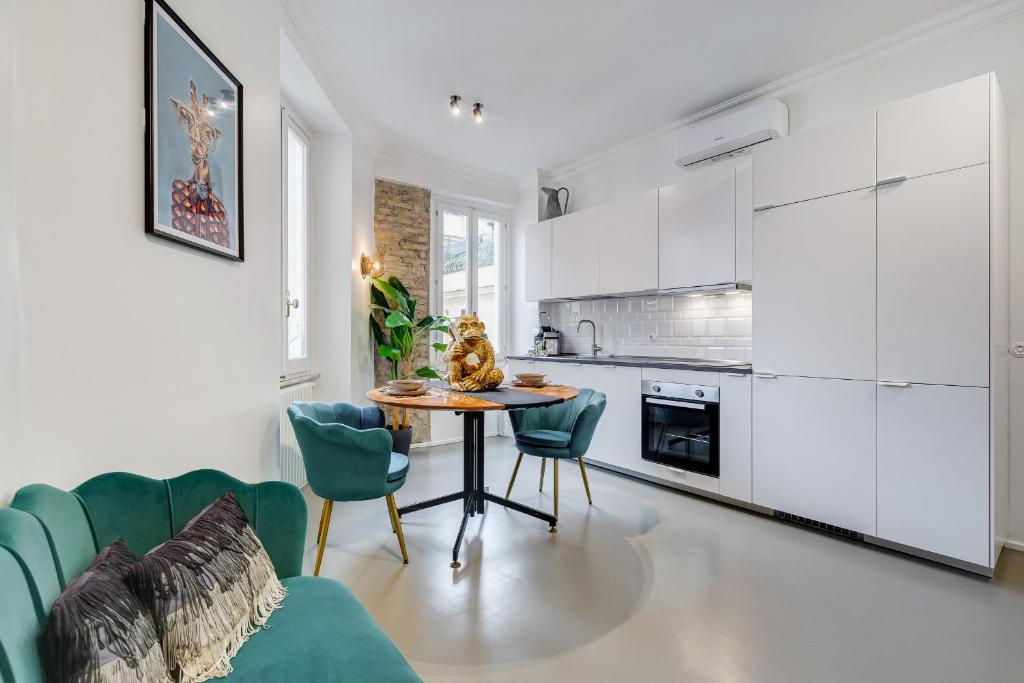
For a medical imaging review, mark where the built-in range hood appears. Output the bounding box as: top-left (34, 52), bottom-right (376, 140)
top-left (542, 281), bottom-right (750, 302)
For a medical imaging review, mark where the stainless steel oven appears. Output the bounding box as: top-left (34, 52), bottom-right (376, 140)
top-left (640, 380), bottom-right (720, 477)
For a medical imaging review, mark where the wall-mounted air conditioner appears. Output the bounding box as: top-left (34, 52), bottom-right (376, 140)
top-left (676, 99), bottom-right (789, 167)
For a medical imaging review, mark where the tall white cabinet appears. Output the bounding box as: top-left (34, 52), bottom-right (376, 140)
top-left (752, 73), bottom-right (1008, 571)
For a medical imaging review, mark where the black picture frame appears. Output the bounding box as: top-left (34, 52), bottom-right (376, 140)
top-left (145, 0), bottom-right (244, 261)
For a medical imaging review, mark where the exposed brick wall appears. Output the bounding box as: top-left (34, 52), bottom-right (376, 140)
top-left (373, 179), bottom-right (432, 442)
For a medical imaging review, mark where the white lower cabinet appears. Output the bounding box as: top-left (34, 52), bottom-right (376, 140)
top-left (579, 364), bottom-right (641, 470)
top-left (877, 383), bottom-right (990, 566)
top-left (753, 375), bottom-right (876, 535)
top-left (508, 359), bottom-right (581, 389)
top-left (719, 373), bottom-right (752, 503)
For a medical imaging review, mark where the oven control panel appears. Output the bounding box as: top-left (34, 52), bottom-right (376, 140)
top-left (641, 380), bottom-right (720, 403)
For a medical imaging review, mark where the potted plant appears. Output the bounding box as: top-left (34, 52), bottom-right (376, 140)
top-left (368, 276), bottom-right (450, 454)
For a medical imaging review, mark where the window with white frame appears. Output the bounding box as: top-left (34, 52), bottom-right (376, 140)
top-left (282, 109), bottom-right (312, 377)
top-left (434, 199), bottom-right (508, 357)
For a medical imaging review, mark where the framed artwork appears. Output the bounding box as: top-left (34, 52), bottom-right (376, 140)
top-left (145, 0), bottom-right (243, 261)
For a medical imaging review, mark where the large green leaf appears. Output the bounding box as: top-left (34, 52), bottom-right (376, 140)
top-left (417, 314), bottom-right (446, 329)
top-left (372, 277), bottom-right (409, 313)
top-left (416, 366), bottom-right (442, 379)
top-left (432, 342), bottom-right (448, 352)
top-left (388, 276), bottom-right (411, 298)
top-left (369, 284), bottom-right (389, 310)
top-left (377, 345), bottom-right (402, 361)
top-left (369, 314), bottom-right (387, 346)
top-left (385, 310), bottom-right (413, 329)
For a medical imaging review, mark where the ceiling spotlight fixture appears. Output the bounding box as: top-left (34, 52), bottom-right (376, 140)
top-left (472, 102), bottom-right (483, 124)
top-left (449, 95), bottom-right (462, 116)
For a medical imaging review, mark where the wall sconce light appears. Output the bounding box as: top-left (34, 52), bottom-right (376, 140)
top-left (449, 95), bottom-right (462, 117)
top-left (360, 253), bottom-right (387, 279)
top-left (472, 102), bottom-right (483, 124)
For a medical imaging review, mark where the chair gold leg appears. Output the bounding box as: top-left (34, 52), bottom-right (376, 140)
top-left (315, 500), bottom-right (327, 545)
top-left (313, 500), bottom-right (333, 577)
top-left (553, 458), bottom-right (559, 520)
top-left (539, 457), bottom-right (546, 492)
top-left (506, 452), bottom-right (524, 498)
top-left (578, 457), bottom-right (593, 505)
top-left (386, 494), bottom-right (409, 564)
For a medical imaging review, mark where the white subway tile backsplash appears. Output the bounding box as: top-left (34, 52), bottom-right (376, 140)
top-left (539, 292), bottom-right (752, 362)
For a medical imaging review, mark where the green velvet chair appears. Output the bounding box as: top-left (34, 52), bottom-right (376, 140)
top-left (505, 388), bottom-right (607, 521)
top-left (0, 469), bottom-right (421, 682)
top-left (287, 401), bottom-right (410, 573)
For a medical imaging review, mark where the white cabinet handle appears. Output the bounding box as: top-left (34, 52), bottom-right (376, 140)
top-left (878, 381), bottom-right (911, 388)
top-left (724, 372), bottom-right (747, 377)
top-left (754, 372), bottom-right (777, 379)
top-left (876, 176), bottom-right (908, 187)
top-left (753, 204), bottom-right (776, 213)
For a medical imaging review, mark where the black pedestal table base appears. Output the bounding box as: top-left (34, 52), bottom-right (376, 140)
top-left (396, 410), bottom-right (557, 568)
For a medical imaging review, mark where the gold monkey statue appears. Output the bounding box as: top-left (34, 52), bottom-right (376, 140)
top-left (446, 314), bottom-right (504, 391)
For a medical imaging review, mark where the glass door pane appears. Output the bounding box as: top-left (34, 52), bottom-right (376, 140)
top-left (285, 125), bottom-right (309, 368)
top-left (441, 210), bottom-right (470, 319)
top-left (475, 216), bottom-right (502, 351)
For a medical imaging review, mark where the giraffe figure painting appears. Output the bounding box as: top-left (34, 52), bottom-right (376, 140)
top-left (146, 0), bottom-right (243, 260)
top-left (168, 81), bottom-right (230, 248)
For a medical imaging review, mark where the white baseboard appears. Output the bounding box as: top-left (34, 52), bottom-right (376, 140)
top-left (1003, 538), bottom-right (1024, 553)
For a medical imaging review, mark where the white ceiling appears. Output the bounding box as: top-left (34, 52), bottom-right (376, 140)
top-left (290, 0), bottom-right (971, 179)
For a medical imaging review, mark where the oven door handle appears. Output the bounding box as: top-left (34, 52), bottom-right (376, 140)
top-left (644, 398), bottom-right (707, 410)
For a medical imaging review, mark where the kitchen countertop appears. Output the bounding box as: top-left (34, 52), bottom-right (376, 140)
top-left (507, 354), bottom-right (752, 374)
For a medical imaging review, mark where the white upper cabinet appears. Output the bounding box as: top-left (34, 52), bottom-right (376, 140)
top-left (597, 190), bottom-right (659, 295)
top-left (752, 112), bottom-right (875, 209)
top-left (877, 383), bottom-right (990, 566)
top-left (719, 372), bottom-right (752, 503)
top-left (658, 163), bottom-right (735, 290)
top-left (877, 74), bottom-right (990, 182)
top-left (752, 375), bottom-right (876, 535)
top-left (877, 164), bottom-right (990, 387)
top-left (753, 189), bottom-right (876, 380)
top-left (551, 208), bottom-right (600, 299)
top-left (734, 159), bottom-right (753, 283)
top-left (523, 220), bottom-right (553, 302)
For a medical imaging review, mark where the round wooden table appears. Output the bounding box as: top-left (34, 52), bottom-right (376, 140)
top-left (367, 382), bottom-right (579, 568)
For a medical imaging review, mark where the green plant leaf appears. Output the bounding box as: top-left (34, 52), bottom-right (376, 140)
top-left (369, 315), bottom-right (387, 346)
top-left (372, 277), bottom-right (408, 312)
top-left (417, 314), bottom-right (445, 328)
top-left (385, 310), bottom-right (413, 329)
top-left (432, 342), bottom-right (448, 352)
top-left (369, 284), bottom-right (389, 309)
top-left (377, 345), bottom-right (401, 361)
top-left (388, 276), bottom-right (411, 299)
top-left (416, 366), bottom-right (442, 379)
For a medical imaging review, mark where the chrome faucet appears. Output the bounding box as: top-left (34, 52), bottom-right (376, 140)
top-left (577, 319), bottom-right (601, 357)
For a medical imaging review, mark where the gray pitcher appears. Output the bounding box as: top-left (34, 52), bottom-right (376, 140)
top-left (539, 187), bottom-right (570, 220)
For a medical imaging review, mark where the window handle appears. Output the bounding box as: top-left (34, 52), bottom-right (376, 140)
top-left (285, 290), bottom-right (300, 318)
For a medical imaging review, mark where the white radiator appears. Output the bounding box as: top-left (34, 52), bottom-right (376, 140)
top-left (279, 381), bottom-right (315, 488)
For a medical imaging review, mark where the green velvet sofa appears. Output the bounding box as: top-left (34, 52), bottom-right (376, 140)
top-left (0, 469), bottom-right (421, 682)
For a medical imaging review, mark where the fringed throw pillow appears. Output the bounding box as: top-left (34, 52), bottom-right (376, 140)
top-left (45, 539), bottom-right (171, 683)
top-left (126, 492), bottom-right (287, 682)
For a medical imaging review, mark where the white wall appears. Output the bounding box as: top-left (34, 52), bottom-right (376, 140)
top-left (0, 0), bottom-right (284, 500)
top-left (0, 0), bottom-right (22, 491)
top-left (542, 13), bottom-right (1024, 545)
top-left (276, 16), bottom-right (380, 406)
top-left (376, 152), bottom-right (519, 208)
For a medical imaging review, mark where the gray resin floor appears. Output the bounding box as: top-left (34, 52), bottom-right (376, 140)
top-left (303, 436), bottom-right (1024, 683)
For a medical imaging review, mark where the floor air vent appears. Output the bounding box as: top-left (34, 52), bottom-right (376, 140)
top-left (773, 511), bottom-right (862, 540)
